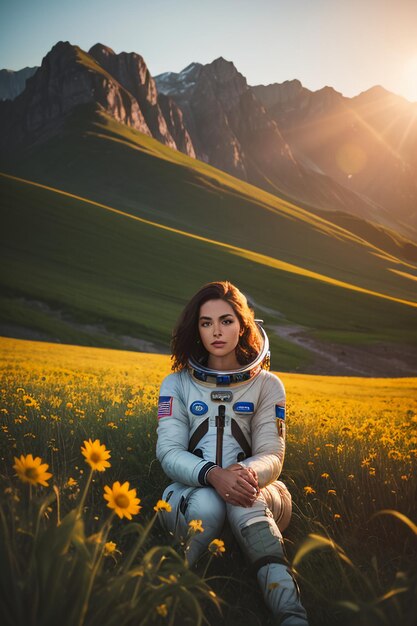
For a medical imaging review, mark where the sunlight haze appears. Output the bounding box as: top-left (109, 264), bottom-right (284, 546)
top-left (1, 0), bottom-right (417, 101)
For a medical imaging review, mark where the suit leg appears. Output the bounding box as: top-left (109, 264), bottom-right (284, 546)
top-left (227, 492), bottom-right (309, 625)
top-left (160, 482), bottom-right (226, 566)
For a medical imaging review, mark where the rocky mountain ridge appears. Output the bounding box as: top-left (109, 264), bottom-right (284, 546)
top-left (2, 42), bottom-right (417, 239)
top-left (0, 42), bottom-right (195, 158)
top-left (155, 59), bottom-right (412, 234)
top-left (251, 80), bottom-right (417, 232)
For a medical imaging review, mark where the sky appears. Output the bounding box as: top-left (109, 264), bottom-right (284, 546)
top-left (1, 0), bottom-right (417, 102)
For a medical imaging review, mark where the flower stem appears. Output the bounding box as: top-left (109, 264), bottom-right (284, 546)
top-left (123, 512), bottom-right (157, 571)
top-left (202, 554), bottom-right (214, 578)
top-left (77, 513), bottom-right (114, 626)
top-left (77, 468), bottom-right (94, 518)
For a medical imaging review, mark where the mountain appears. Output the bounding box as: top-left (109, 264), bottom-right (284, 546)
top-left (87, 43), bottom-right (195, 156)
top-left (0, 42), bottom-right (416, 269)
top-left (2, 42), bottom-right (417, 243)
top-left (0, 67), bottom-right (38, 101)
top-left (1, 46), bottom-right (416, 374)
top-left (154, 58), bottom-right (386, 227)
top-left (251, 80), bottom-right (417, 238)
top-left (0, 41), bottom-right (195, 159)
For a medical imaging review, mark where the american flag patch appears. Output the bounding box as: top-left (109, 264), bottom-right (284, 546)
top-left (158, 396), bottom-right (173, 418)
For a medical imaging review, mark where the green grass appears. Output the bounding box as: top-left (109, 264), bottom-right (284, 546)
top-left (312, 327), bottom-right (417, 345)
top-left (1, 103), bottom-right (417, 371)
top-left (1, 172), bottom-right (417, 371)
top-left (4, 105), bottom-right (417, 305)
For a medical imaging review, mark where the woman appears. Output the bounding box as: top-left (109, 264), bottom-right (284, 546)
top-left (156, 281), bottom-right (308, 625)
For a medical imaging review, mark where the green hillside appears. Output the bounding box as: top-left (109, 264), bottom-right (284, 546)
top-left (4, 106), bottom-right (417, 306)
top-left (1, 172), bottom-right (416, 371)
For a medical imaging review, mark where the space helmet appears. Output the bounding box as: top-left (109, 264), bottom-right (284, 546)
top-left (188, 321), bottom-right (270, 386)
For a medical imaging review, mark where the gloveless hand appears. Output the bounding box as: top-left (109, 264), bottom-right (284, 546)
top-left (227, 463), bottom-right (259, 493)
top-left (207, 466), bottom-right (258, 507)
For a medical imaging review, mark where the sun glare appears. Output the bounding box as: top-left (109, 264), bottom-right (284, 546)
top-left (403, 54), bottom-right (417, 102)
top-left (336, 143), bottom-right (367, 176)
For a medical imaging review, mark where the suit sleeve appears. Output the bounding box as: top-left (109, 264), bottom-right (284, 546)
top-left (156, 373), bottom-right (217, 487)
top-left (240, 373), bottom-right (286, 488)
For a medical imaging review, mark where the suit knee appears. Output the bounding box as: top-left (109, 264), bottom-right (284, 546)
top-left (186, 488), bottom-right (226, 528)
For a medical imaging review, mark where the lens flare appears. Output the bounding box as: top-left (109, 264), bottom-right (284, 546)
top-left (336, 143), bottom-right (367, 176)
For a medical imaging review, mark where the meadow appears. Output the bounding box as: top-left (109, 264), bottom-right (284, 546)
top-left (1, 336), bottom-right (416, 626)
top-left (2, 170), bottom-right (417, 377)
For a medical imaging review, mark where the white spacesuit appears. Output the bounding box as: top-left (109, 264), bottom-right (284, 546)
top-left (156, 328), bottom-right (309, 625)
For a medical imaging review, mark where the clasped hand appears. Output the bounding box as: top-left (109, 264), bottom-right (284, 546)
top-left (207, 463), bottom-right (259, 507)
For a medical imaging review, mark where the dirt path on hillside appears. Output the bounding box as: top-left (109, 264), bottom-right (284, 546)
top-left (2, 296), bottom-right (416, 377)
top-left (272, 324), bottom-right (417, 377)
top-left (249, 295), bottom-right (417, 377)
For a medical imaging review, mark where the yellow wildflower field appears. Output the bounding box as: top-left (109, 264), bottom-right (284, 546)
top-left (0, 336), bottom-right (416, 625)
top-left (1, 335), bottom-right (416, 527)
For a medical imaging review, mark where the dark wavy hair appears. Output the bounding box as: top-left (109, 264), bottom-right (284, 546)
top-left (171, 281), bottom-right (263, 371)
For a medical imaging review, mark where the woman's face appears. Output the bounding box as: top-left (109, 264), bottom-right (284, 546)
top-left (198, 299), bottom-right (241, 367)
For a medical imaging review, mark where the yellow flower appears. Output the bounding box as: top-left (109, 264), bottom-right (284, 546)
top-left (103, 481), bottom-right (141, 520)
top-left (153, 499), bottom-right (172, 513)
top-left (23, 394), bottom-right (38, 408)
top-left (104, 541), bottom-right (117, 556)
top-left (208, 538), bottom-right (225, 556)
top-left (321, 473), bottom-right (330, 479)
top-left (327, 489), bottom-right (337, 496)
top-left (81, 439), bottom-right (111, 471)
top-left (188, 519), bottom-right (204, 533)
top-left (334, 513), bottom-right (342, 520)
top-left (388, 450), bottom-right (402, 460)
top-left (156, 604), bottom-right (168, 617)
top-left (66, 477), bottom-right (78, 487)
top-left (13, 454), bottom-right (52, 487)
top-left (303, 486), bottom-right (316, 495)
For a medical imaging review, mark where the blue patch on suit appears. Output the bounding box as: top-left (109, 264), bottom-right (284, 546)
top-left (190, 401), bottom-right (209, 416)
top-left (275, 405), bottom-right (286, 419)
top-left (233, 402), bottom-right (254, 414)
